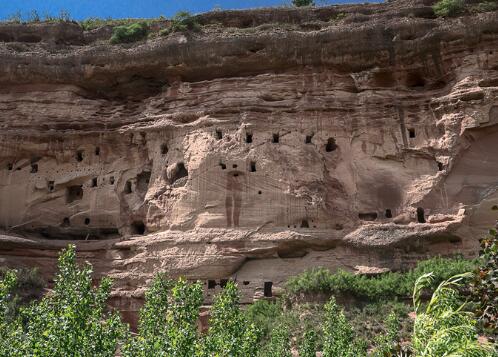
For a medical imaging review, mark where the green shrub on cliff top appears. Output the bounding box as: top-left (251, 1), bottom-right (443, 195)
top-left (110, 22), bottom-right (149, 44)
top-left (292, 0), bottom-right (315, 7)
top-left (433, 0), bottom-right (465, 17)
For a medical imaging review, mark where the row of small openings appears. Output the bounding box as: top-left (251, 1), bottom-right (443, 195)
top-left (61, 217), bottom-right (91, 226)
top-left (215, 130), bottom-right (336, 150)
top-left (357, 208), bottom-right (426, 223)
top-left (206, 280), bottom-right (273, 297)
top-left (287, 219), bottom-right (317, 229)
top-left (90, 176), bottom-right (115, 187)
top-left (219, 161), bottom-right (256, 172)
top-left (75, 147), bottom-right (100, 162)
top-left (6, 161), bottom-right (39, 173)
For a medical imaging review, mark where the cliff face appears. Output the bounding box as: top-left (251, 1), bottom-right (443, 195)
top-left (0, 0), bottom-right (497, 324)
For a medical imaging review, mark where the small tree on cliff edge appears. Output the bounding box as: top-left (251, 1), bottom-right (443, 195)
top-left (292, 0), bottom-right (315, 7)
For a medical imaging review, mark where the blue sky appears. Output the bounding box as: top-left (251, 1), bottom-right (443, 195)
top-left (0, 0), bottom-right (373, 21)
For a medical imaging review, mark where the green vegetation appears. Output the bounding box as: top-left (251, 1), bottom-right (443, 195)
top-left (4, 9), bottom-right (71, 24)
top-left (110, 22), bottom-right (149, 44)
top-left (160, 11), bottom-right (200, 36)
top-left (412, 272), bottom-right (494, 356)
top-left (292, 0), bottom-right (315, 7)
top-left (472, 228), bottom-right (498, 337)
top-left (0, 238), bottom-right (496, 355)
top-left (433, 0), bottom-right (466, 17)
top-left (285, 256), bottom-right (476, 300)
top-left (0, 245), bottom-right (126, 356)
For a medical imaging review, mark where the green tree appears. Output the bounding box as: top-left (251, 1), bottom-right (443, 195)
top-left (0, 245), bottom-right (126, 357)
top-left (203, 281), bottom-right (259, 356)
top-left (412, 272), bottom-right (495, 356)
top-left (322, 296), bottom-right (365, 357)
top-left (371, 311), bottom-right (401, 357)
top-left (121, 275), bottom-right (173, 356)
top-left (260, 323), bottom-right (291, 357)
top-left (298, 328), bottom-right (316, 357)
top-left (122, 276), bottom-right (203, 357)
top-left (292, 0), bottom-right (315, 7)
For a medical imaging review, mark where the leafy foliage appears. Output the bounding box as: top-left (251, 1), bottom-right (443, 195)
top-left (110, 22), bottom-right (149, 44)
top-left (298, 328), bottom-right (317, 357)
top-left (412, 272), bottom-right (495, 356)
top-left (322, 296), bottom-right (366, 357)
top-left (122, 277), bottom-right (202, 356)
top-left (203, 281), bottom-right (259, 356)
top-left (285, 256), bottom-right (476, 300)
top-left (260, 322), bottom-right (292, 357)
top-left (433, 0), bottom-right (466, 17)
top-left (371, 312), bottom-right (401, 357)
top-left (472, 228), bottom-right (498, 337)
top-left (0, 245), bottom-right (126, 356)
top-left (292, 0), bottom-right (315, 7)
top-left (160, 11), bottom-right (200, 36)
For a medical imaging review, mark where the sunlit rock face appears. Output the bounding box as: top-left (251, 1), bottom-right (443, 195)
top-left (0, 0), bottom-right (497, 326)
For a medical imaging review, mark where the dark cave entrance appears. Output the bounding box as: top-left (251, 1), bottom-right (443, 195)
top-left (264, 282), bottom-right (273, 297)
top-left (417, 207), bottom-right (426, 223)
top-left (131, 221), bottom-right (146, 235)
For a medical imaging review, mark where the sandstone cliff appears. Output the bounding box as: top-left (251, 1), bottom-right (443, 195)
top-left (0, 0), bottom-right (497, 325)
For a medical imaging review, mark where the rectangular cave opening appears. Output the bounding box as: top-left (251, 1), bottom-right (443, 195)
top-left (48, 181), bottom-right (55, 192)
top-left (272, 133), bottom-right (279, 143)
top-left (76, 150), bottom-right (84, 162)
top-left (30, 163), bottom-right (38, 173)
top-left (91, 177), bottom-right (98, 187)
top-left (208, 280), bottom-right (216, 289)
top-left (219, 162), bottom-right (226, 170)
top-left (358, 212), bottom-right (378, 221)
top-left (385, 209), bottom-right (392, 218)
top-left (264, 281), bottom-right (273, 297)
top-left (305, 134), bottom-right (313, 144)
top-left (215, 129), bottom-right (222, 140)
top-left (124, 180), bottom-right (132, 194)
top-left (161, 143), bottom-right (168, 155)
top-left (417, 207), bottom-right (426, 223)
top-left (246, 133), bottom-right (253, 143)
top-left (95, 147), bottom-right (100, 156)
top-left (250, 161), bottom-right (256, 172)
top-left (66, 185), bottom-right (83, 203)
top-left (408, 128), bottom-right (416, 138)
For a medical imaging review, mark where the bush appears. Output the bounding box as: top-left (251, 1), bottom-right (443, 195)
top-left (110, 22), bottom-right (149, 44)
top-left (473, 1), bottom-right (498, 12)
top-left (292, 0), bottom-right (315, 6)
top-left (285, 256), bottom-right (477, 300)
top-left (160, 11), bottom-right (200, 36)
top-left (472, 228), bottom-right (498, 337)
top-left (433, 0), bottom-right (466, 17)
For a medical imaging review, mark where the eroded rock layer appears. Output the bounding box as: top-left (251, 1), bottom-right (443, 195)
top-left (0, 0), bottom-right (497, 325)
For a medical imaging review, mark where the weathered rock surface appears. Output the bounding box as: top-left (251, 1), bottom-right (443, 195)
top-left (0, 0), bottom-right (497, 325)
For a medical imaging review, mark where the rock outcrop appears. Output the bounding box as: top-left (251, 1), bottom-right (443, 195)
top-left (0, 0), bottom-right (497, 326)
